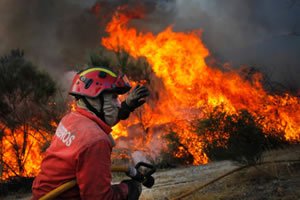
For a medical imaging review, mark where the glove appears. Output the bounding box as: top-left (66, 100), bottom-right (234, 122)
top-left (121, 179), bottom-right (142, 200)
top-left (125, 85), bottom-right (150, 111)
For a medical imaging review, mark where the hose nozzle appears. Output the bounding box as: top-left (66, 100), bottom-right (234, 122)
top-left (125, 162), bottom-right (156, 188)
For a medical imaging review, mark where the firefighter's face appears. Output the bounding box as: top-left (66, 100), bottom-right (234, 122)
top-left (102, 92), bottom-right (121, 126)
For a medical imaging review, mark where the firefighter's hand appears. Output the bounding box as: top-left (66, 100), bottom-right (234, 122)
top-left (121, 179), bottom-right (142, 200)
top-left (125, 85), bottom-right (150, 111)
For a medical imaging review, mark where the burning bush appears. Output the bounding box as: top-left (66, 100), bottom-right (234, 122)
top-left (158, 131), bottom-right (194, 167)
top-left (195, 108), bottom-right (289, 164)
top-left (99, 7), bottom-right (299, 167)
top-left (0, 50), bottom-right (65, 181)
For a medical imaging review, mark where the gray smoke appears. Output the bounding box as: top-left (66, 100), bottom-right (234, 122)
top-left (0, 0), bottom-right (299, 90)
top-left (173, 0), bottom-right (300, 89)
top-left (0, 0), bottom-right (99, 79)
top-left (0, 0), bottom-right (174, 90)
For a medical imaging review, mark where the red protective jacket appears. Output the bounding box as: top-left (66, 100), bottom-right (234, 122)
top-left (32, 107), bottom-right (128, 200)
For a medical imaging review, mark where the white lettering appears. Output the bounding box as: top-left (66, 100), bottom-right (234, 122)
top-left (55, 124), bottom-right (76, 147)
top-left (62, 132), bottom-right (71, 143)
top-left (66, 135), bottom-right (75, 147)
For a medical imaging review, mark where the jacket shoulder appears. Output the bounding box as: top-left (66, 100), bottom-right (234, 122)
top-left (58, 112), bottom-right (111, 148)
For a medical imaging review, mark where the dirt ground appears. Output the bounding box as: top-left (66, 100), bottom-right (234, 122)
top-left (3, 146), bottom-right (300, 200)
top-left (140, 146), bottom-right (300, 200)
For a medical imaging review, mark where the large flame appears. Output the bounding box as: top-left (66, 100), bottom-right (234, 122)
top-left (103, 12), bottom-right (300, 164)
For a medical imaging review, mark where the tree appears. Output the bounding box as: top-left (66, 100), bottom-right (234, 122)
top-left (87, 47), bottom-right (153, 82)
top-left (0, 49), bottom-right (62, 179)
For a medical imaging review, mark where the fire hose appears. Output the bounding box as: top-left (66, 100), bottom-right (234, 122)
top-left (39, 162), bottom-right (156, 200)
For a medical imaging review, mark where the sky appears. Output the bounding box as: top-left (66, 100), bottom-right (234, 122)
top-left (0, 0), bottom-right (299, 90)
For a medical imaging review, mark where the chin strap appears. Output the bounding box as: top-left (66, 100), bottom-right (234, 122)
top-left (81, 96), bottom-right (106, 123)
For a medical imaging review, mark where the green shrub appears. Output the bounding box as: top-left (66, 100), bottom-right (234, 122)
top-left (196, 109), bottom-right (288, 164)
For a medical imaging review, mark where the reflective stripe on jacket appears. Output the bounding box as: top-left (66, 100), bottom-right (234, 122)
top-left (32, 107), bottom-right (128, 200)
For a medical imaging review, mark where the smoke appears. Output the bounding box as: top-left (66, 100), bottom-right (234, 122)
top-left (173, 0), bottom-right (300, 89)
top-left (0, 0), bottom-right (99, 80)
top-left (0, 0), bottom-right (175, 91)
top-left (0, 0), bottom-right (299, 89)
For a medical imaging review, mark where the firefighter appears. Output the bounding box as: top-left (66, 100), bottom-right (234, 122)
top-left (32, 67), bottom-right (150, 200)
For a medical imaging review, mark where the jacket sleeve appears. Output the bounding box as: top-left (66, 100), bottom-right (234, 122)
top-left (76, 139), bottom-right (128, 200)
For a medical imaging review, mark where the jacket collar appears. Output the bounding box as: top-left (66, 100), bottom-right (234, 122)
top-left (74, 106), bottom-right (112, 134)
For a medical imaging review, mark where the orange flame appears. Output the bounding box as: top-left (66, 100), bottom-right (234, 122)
top-left (103, 12), bottom-right (300, 164)
top-left (0, 124), bottom-right (52, 180)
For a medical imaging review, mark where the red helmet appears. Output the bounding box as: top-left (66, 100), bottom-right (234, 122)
top-left (69, 67), bottom-right (131, 98)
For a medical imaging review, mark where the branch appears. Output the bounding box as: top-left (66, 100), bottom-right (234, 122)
top-left (1, 160), bottom-right (19, 178)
